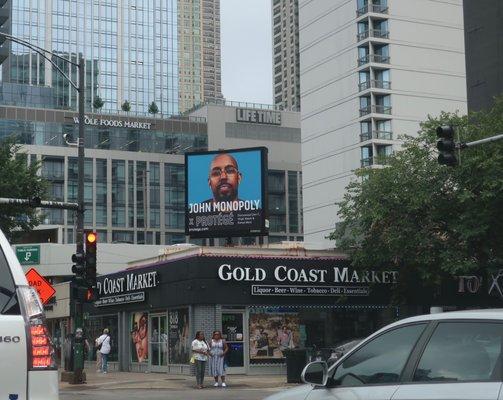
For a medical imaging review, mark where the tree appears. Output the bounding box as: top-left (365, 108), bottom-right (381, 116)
top-left (331, 96), bottom-right (503, 301)
top-left (148, 101), bottom-right (159, 115)
top-left (121, 100), bottom-right (131, 112)
top-left (0, 138), bottom-right (47, 239)
top-left (93, 95), bottom-right (104, 111)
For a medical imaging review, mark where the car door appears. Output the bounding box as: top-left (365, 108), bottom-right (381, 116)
top-left (306, 323), bottom-right (428, 400)
top-left (0, 243), bottom-right (27, 400)
top-left (392, 320), bottom-right (503, 400)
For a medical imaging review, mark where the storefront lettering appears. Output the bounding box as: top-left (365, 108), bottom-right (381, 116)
top-left (333, 267), bottom-right (398, 284)
top-left (97, 271), bottom-right (158, 296)
top-left (73, 116), bottom-right (152, 130)
top-left (236, 108), bottom-right (281, 125)
top-left (218, 264), bottom-right (397, 285)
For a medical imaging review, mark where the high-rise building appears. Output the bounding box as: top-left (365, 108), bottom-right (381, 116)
top-left (0, 1), bottom-right (179, 116)
top-left (299, 0), bottom-right (467, 247)
top-left (463, 0), bottom-right (503, 111)
top-left (178, 0), bottom-right (223, 113)
top-left (271, 0), bottom-right (300, 111)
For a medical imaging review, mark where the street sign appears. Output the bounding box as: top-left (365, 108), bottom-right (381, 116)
top-left (16, 245), bottom-right (40, 265)
top-left (25, 268), bottom-right (56, 305)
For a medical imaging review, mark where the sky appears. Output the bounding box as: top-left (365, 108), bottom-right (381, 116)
top-left (220, 0), bottom-right (273, 105)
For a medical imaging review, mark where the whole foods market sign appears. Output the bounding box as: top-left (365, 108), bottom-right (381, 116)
top-left (73, 116), bottom-right (152, 130)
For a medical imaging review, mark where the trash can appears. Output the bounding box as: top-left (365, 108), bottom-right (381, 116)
top-left (284, 349), bottom-right (307, 383)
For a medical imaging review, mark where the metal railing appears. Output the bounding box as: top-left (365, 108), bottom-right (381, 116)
top-left (358, 54), bottom-right (391, 66)
top-left (357, 3), bottom-right (389, 17)
top-left (358, 80), bottom-right (391, 91)
top-left (186, 98), bottom-right (300, 113)
top-left (360, 132), bottom-right (372, 142)
top-left (359, 105), bottom-right (392, 116)
top-left (373, 130), bottom-right (393, 140)
top-left (357, 29), bottom-right (389, 42)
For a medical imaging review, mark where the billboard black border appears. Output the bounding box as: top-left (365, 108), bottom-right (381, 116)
top-left (184, 146), bottom-right (269, 239)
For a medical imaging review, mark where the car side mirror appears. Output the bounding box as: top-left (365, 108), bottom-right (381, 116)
top-left (301, 361), bottom-right (328, 387)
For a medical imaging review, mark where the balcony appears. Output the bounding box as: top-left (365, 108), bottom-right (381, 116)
top-left (357, 53), bottom-right (390, 66)
top-left (356, 3), bottom-right (389, 17)
top-left (359, 105), bottom-right (392, 116)
top-left (357, 29), bottom-right (389, 42)
top-left (361, 157), bottom-right (373, 167)
top-left (360, 130), bottom-right (393, 142)
top-left (373, 130), bottom-right (393, 140)
top-left (358, 80), bottom-right (391, 92)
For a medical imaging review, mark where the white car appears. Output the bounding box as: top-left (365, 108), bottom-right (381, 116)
top-left (265, 310), bottom-right (503, 400)
top-left (0, 229), bottom-right (58, 399)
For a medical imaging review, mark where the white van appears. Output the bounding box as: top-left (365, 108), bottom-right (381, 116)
top-left (0, 229), bottom-right (59, 399)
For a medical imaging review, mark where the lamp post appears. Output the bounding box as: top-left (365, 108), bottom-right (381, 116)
top-left (0, 32), bottom-right (87, 383)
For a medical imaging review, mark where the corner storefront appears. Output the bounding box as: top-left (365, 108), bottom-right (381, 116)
top-left (83, 247), bottom-right (403, 374)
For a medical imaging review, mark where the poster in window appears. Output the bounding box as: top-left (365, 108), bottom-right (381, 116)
top-left (249, 312), bottom-right (300, 361)
top-left (130, 312), bottom-right (149, 362)
top-left (168, 308), bottom-right (190, 364)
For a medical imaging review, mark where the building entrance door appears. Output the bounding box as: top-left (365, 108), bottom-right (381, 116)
top-left (149, 313), bottom-right (167, 372)
top-left (221, 311), bottom-right (247, 374)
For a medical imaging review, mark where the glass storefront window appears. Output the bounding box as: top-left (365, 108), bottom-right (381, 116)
top-left (168, 308), bottom-right (190, 364)
top-left (84, 314), bottom-right (119, 362)
top-left (249, 307), bottom-right (396, 365)
top-left (131, 312), bottom-right (149, 363)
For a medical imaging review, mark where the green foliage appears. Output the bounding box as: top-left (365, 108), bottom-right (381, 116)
top-left (148, 101), bottom-right (159, 115)
top-left (331, 97), bottom-right (503, 299)
top-left (0, 138), bottom-right (47, 239)
top-left (121, 100), bottom-right (131, 112)
top-left (93, 95), bottom-right (104, 110)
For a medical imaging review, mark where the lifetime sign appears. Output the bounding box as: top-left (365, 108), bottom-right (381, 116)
top-left (236, 108), bottom-right (281, 125)
top-left (25, 268), bottom-right (56, 305)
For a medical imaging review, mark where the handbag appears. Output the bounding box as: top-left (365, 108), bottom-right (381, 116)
top-left (190, 354), bottom-right (196, 364)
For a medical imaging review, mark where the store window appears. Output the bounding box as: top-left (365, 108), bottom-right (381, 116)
top-left (85, 314), bottom-right (119, 362)
top-left (249, 307), bottom-right (396, 365)
top-left (168, 308), bottom-right (190, 364)
top-left (131, 312), bottom-right (149, 363)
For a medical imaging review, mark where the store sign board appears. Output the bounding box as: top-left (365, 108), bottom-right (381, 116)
top-left (95, 270), bottom-right (158, 306)
top-left (218, 264), bottom-right (397, 297)
top-left (236, 108), bottom-right (281, 125)
top-left (73, 116), bottom-right (152, 130)
top-left (25, 268), bottom-right (55, 305)
top-left (16, 245), bottom-right (40, 265)
top-left (94, 291), bottom-right (145, 307)
top-left (251, 285), bottom-right (370, 297)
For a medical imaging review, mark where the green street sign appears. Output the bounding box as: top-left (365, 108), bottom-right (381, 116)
top-left (16, 245), bottom-right (40, 265)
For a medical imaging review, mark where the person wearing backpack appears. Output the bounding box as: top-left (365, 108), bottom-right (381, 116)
top-left (96, 328), bottom-right (111, 374)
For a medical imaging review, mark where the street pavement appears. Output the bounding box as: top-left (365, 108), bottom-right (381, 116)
top-left (60, 370), bottom-right (297, 400)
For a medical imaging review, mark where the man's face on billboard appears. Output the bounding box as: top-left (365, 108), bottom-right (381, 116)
top-left (208, 153), bottom-right (241, 201)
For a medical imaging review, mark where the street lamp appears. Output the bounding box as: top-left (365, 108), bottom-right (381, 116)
top-left (0, 32), bottom-right (86, 383)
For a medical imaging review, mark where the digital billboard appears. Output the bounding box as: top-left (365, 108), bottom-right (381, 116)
top-left (185, 147), bottom-right (268, 238)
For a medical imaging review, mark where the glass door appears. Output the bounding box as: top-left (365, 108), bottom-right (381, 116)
top-left (149, 314), bottom-right (168, 371)
top-left (222, 312), bottom-right (246, 374)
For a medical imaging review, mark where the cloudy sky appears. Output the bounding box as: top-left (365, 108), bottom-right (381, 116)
top-left (220, 0), bottom-right (273, 105)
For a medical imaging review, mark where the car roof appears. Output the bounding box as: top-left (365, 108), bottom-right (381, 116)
top-left (378, 309), bottom-right (503, 335)
top-left (0, 229), bottom-right (28, 286)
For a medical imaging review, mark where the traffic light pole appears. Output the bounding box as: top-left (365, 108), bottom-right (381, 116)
top-left (72, 57), bottom-right (86, 384)
top-left (460, 133), bottom-right (503, 148)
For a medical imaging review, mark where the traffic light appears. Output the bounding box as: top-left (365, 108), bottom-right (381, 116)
top-left (71, 252), bottom-right (86, 276)
top-left (436, 125), bottom-right (457, 166)
top-left (85, 231), bottom-right (97, 289)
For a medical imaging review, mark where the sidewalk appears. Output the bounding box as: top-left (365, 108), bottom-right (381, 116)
top-left (60, 369), bottom-right (296, 391)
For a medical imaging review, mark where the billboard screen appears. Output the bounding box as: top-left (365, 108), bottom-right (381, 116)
top-left (185, 147), bottom-right (268, 238)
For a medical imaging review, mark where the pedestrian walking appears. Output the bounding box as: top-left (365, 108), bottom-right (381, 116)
top-left (191, 331), bottom-right (209, 389)
top-left (96, 328), bottom-right (111, 374)
top-left (209, 330), bottom-right (228, 387)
